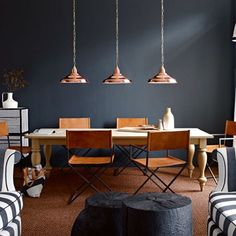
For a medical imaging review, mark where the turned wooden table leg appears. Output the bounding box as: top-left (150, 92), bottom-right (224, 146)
top-left (31, 139), bottom-right (41, 167)
top-left (43, 145), bottom-right (52, 171)
top-left (197, 147), bottom-right (207, 191)
top-left (187, 144), bottom-right (195, 178)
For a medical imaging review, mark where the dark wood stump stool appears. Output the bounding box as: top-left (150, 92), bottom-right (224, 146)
top-left (71, 192), bottom-right (130, 236)
top-left (123, 192), bottom-right (192, 236)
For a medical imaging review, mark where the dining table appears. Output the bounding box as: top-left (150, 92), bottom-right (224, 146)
top-left (25, 127), bottom-right (213, 191)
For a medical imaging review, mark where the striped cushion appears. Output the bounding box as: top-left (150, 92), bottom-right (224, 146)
top-left (209, 191), bottom-right (236, 235)
top-left (0, 192), bottom-right (23, 231)
top-left (208, 216), bottom-right (224, 236)
top-left (0, 215), bottom-right (21, 236)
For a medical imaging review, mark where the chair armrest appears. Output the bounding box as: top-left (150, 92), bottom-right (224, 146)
top-left (219, 137), bottom-right (235, 147)
top-left (0, 149), bottom-right (21, 192)
top-left (211, 133), bottom-right (225, 137)
top-left (207, 134), bottom-right (225, 146)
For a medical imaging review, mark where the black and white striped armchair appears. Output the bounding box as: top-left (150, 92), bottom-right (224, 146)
top-left (208, 147), bottom-right (236, 236)
top-left (0, 149), bottom-right (23, 236)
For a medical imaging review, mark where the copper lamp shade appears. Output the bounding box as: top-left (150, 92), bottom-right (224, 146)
top-left (103, 66), bottom-right (131, 84)
top-left (148, 66), bottom-right (177, 84)
top-left (60, 66), bottom-right (88, 84)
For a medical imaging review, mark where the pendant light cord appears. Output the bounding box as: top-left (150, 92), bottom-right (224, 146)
top-left (73, 0), bottom-right (76, 68)
top-left (161, 0), bottom-right (164, 67)
top-left (115, 0), bottom-right (119, 67)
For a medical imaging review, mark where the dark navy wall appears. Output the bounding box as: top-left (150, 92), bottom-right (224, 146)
top-left (0, 0), bottom-right (234, 133)
top-left (234, 0), bottom-right (236, 120)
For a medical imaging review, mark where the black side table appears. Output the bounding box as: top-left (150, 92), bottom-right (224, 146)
top-left (123, 192), bottom-right (192, 236)
top-left (71, 192), bottom-right (130, 236)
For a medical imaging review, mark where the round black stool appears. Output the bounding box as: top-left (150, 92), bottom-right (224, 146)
top-left (123, 192), bottom-right (192, 236)
top-left (71, 192), bottom-right (130, 236)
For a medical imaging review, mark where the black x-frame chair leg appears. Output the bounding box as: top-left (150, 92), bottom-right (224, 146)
top-left (129, 145), bottom-right (187, 194)
top-left (113, 145), bottom-right (146, 176)
top-left (131, 161), bottom-right (164, 193)
top-left (68, 165), bottom-right (112, 204)
top-left (133, 164), bottom-right (187, 194)
top-left (206, 162), bottom-right (218, 184)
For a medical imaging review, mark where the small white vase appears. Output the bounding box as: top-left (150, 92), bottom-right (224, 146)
top-left (163, 107), bottom-right (175, 130)
top-left (2, 92), bottom-right (18, 108)
top-left (157, 119), bottom-right (163, 130)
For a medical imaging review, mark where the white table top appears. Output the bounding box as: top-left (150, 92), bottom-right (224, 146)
top-left (26, 128), bottom-right (213, 139)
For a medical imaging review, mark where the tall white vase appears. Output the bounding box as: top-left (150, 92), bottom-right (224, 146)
top-left (163, 107), bottom-right (175, 130)
top-left (2, 92), bottom-right (18, 108)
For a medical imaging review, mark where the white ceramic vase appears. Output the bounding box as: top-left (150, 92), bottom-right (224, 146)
top-left (163, 107), bottom-right (174, 130)
top-left (157, 119), bottom-right (163, 130)
top-left (2, 92), bottom-right (18, 108)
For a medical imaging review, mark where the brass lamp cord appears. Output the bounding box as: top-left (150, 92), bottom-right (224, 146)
top-left (73, 0), bottom-right (77, 68)
top-left (115, 0), bottom-right (119, 68)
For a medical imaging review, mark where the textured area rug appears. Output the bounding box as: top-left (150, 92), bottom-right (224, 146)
top-left (16, 167), bottom-right (216, 236)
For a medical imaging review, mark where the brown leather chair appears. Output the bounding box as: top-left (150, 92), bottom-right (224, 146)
top-left (59, 118), bottom-right (91, 170)
top-left (116, 117), bottom-right (148, 128)
top-left (59, 118), bottom-right (90, 129)
top-left (206, 120), bottom-right (236, 152)
top-left (66, 130), bottom-right (114, 204)
top-left (115, 118), bottom-right (149, 176)
top-left (0, 121), bottom-right (31, 155)
top-left (131, 130), bottom-right (190, 194)
top-left (206, 120), bottom-right (236, 183)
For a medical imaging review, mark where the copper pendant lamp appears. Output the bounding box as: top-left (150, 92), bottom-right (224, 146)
top-left (233, 23), bottom-right (236, 42)
top-left (60, 0), bottom-right (88, 84)
top-left (103, 0), bottom-right (131, 84)
top-left (148, 0), bottom-right (177, 84)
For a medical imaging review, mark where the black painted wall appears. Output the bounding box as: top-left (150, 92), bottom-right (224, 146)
top-left (0, 0), bottom-right (234, 133)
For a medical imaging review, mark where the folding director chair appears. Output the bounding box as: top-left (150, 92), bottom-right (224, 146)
top-left (130, 130), bottom-right (190, 194)
top-left (66, 130), bottom-right (114, 204)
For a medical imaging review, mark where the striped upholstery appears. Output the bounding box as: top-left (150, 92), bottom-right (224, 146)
top-left (0, 192), bottom-right (23, 230)
top-left (214, 147), bottom-right (236, 192)
top-left (0, 149), bottom-right (23, 236)
top-left (0, 149), bottom-right (21, 192)
top-left (207, 216), bottom-right (224, 236)
top-left (208, 147), bottom-right (236, 236)
top-left (0, 215), bottom-right (21, 236)
top-left (209, 192), bottom-right (236, 235)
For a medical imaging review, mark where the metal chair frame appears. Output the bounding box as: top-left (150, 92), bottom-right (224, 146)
top-left (206, 120), bottom-right (236, 184)
top-left (113, 145), bottom-right (146, 176)
top-left (0, 121), bottom-right (30, 164)
top-left (114, 117), bottom-right (149, 175)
